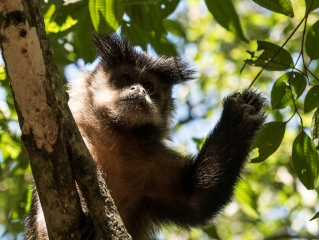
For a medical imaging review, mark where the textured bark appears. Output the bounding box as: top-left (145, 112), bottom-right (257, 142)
top-left (0, 0), bottom-right (131, 239)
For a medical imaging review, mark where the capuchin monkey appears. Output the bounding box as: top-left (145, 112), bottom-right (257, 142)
top-left (25, 34), bottom-right (265, 239)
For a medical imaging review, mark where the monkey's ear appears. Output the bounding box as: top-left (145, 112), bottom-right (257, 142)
top-left (168, 57), bottom-right (197, 85)
top-left (148, 57), bottom-right (197, 85)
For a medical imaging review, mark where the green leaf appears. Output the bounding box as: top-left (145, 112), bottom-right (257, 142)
top-left (205, 0), bottom-right (248, 42)
top-left (160, 0), bottom-right (180, 18)
top-left (271, 77), bottom-right (290, 109)
top-left (310, 211), bottom-right (319, 221)
top-left (305, 0), bottom-right (319, 12)
top-left (73, 3), bottom-right (96, 62)
top-left (151, 36), bottom-right (177, 56)
top-left (89, 0), bottom-right (124, 32)
top-left (193, 137), bottom-right (205, 151)
top-left (251, 122), bottom-right (286, 163)
top-left (245, 41), bottom-right (294, 71)
top-left (292, 131), bottom-right (319, 190)
top-left (253, 0), bottom-right (294, 17)
top-left (271, 72), bottom-right (307, 109)
top-left (0, 66), bottom-right (6, 80)
top-left (121, 5), bottom-right (151, 49)
top-left (235, 181), bottom-right (259, 218)
top-left (43, 4), bottom-right (56, 25)
top-left (311, 108), bottom-right (319, 143)
top-left (304, 85), bottom-right (319, 113)
top-left (60, 16), bottom-right (78, 32)
top-left (306, 20), bottom-right (319, 60)
top-left (203, 225), bottom-right (220, 239)
top-left (124, 4), bottom-right (175, 54)
top-left (0, 133), bottom-right (21, 160)
top-left (123, 0), bottom-right (180, 18)
top-left (123, 0), bottom-right (161, 3)
top-left (289, 72), bottom-right (308, 98)
top-left (163, 19), bottom-right (186, 38)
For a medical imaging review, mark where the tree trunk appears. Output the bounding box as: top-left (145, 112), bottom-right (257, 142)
top-left (0, 0), bottom-right (131, 239)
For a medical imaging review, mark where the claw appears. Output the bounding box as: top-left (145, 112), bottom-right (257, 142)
top-left (233, 92), bottom-right (241, 97)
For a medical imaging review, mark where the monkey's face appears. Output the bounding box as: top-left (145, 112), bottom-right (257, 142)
top-left (91, 65), bottom-right (172, 128)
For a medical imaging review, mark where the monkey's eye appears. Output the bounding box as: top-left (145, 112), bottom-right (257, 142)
top-left (143, 82), bottom-right (153, 92)
top-left (121, 75), bottom-right (131, 84)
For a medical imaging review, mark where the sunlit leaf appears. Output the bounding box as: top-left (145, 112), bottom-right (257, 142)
top-left (43, 4), bottom-right (56, 26)
top-left (304, 85), bottom-right (319, 113)
top-left (271, 72), bottom-right (307, 109)
top-left (205, 0), bottom-right (248, 42)
top-left (44, 5), bottom-right (60, 33)
top-left (235, 181), bottom-right (259, 218)
top-left (24, 184), bottom-right (33, 212)
top-left (0, 133), bottom-right (21, 160)
top-left (292, 131), bottom-right (319, 190)
top-left (253, 0), bottom-right (294, 17)
top-left (60, 16), bottom-right (78, 32)
top-left (89, 0), bottom-right (124, 32)
top-left (0, 66), bottom-right (6, 80)
top-left (245, 41), bottom-right (294, 71)
top-left (251, 122), bottom-right (287, 163)
top-left (305, 20), bottom-right (319, 60)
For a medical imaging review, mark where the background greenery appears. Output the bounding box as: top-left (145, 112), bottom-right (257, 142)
top-left (1, 0), bottom-right (319, 239)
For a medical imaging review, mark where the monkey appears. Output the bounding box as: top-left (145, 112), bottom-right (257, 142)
top-left (25, 33), bottom-right (265, 240)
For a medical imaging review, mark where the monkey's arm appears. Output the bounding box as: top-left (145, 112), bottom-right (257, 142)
top-left (144, 90), bottom-right (265, 226)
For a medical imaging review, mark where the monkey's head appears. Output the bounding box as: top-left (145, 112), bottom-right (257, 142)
top-left (76, 34), bottom-right (195, 133)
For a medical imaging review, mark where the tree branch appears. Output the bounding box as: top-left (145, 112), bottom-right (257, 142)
top-left (0, 0), bottom-right (131, 238)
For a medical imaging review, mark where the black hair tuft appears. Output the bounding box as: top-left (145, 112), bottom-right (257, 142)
top-left (93, 33), bottom-right (196, 85)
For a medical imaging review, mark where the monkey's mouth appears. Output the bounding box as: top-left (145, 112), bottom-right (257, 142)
top-left (117, 96), bottom-right (151, 109)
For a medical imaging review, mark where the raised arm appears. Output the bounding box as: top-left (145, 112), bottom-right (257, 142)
top-left (143, 90), bottom-right (265, 227)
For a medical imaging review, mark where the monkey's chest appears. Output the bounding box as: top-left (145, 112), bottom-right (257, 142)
top-left (96, 151), bottom-right (154, 212)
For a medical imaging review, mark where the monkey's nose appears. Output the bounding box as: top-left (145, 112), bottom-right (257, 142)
top-left (130, 86), bottom-right (146, 95)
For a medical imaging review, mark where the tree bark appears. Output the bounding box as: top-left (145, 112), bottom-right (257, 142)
top-left (0, 0), bottom-right (131, 239)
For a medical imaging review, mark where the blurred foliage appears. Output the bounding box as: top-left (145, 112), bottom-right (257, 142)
top-left (1, 0), bottom-right (319, 239)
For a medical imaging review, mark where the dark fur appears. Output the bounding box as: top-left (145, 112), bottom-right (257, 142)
top-left (25, 34), bottom-right (265, 239)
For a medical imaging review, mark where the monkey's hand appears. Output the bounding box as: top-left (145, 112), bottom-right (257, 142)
top-left (222, 90), bottom-right (265, 126)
